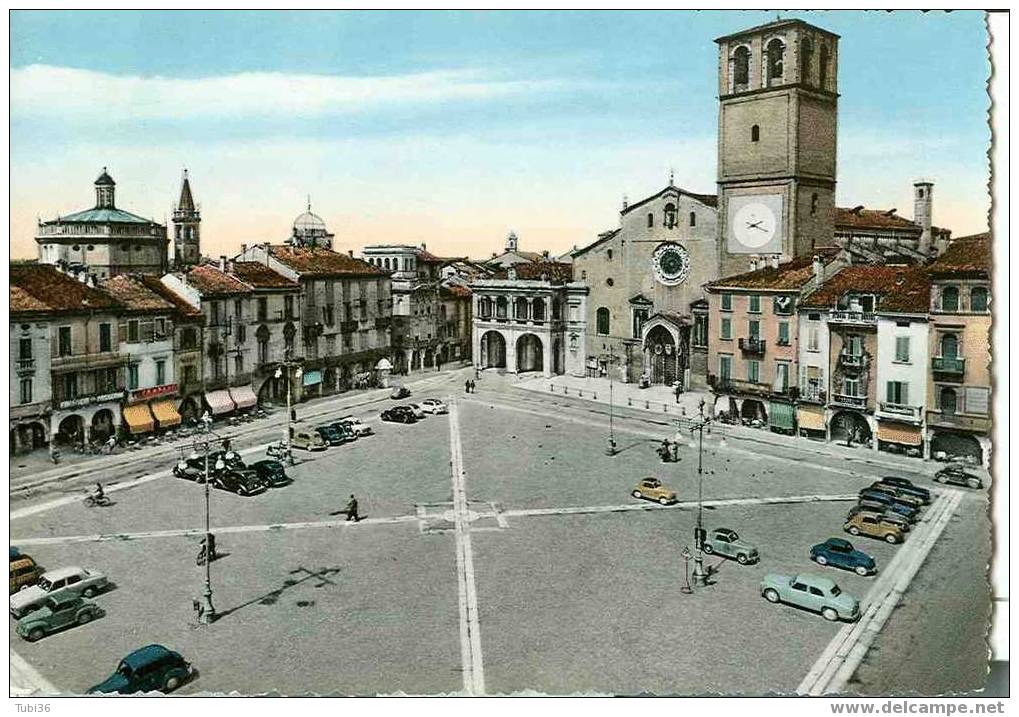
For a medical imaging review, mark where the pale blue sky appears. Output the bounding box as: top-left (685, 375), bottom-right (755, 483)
top-left (9, 10), bottom-right (991, 259)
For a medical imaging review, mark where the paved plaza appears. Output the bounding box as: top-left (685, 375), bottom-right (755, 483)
top-left (9, 370), bottom-right (992, 696)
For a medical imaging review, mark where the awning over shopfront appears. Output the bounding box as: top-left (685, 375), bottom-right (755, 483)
top-left (797, 406), bottom-right (826, 432)
top-left (228, 385), bottom-right (258, 410)
top-left (303, 370), bottom-right (322, 387)
top-left (123, 403), bottom-right (155, 435)
top-left (769, 401), bottom-right (796, 430)
top-left (877, 422), bottom-right (923, 446)
top-left (151, 398), bottom-right (181, 428)
top-left (205, 390), bottom-right (235, 415)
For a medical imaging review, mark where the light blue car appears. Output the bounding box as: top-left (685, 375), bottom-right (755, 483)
top-left (761, 573), bottom-right (860, 622)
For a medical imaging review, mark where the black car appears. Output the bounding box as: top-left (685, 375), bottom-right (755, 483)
top-left (315, 425), bottom-right (348, 446)
top-left (208, 450), bottom-right (246, 470)
top-left (865, 483), bottom-right (925, 509)
top-left (878, 476), bottom-right (932, 504)
top-left (858, 490), bottom-right (920, 521)
top-left (381, 406), bottom-right (417, 424)
top-left (213, 469), bottom-right (269, 496)
top-left (934, 466), bottom-right (984, 490)
top-left (89, 644), bottom-right (192, 694)
top-left (847, 505), bottom-right (911, 532)
top-left (173, 455), bottom-right (212, 481)
top-left (249, 460), bottom-right (292, 488)
top-left (327, 422), bottom-right (358, 442)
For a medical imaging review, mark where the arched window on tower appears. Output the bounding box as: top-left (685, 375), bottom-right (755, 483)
top-left (819, 44), bottom-right (830, 88)
top-left (664, 203), bottom-right (677, 229)
top-left (800, 36), bottom-right (814, 84)
top-left (751, 124), bottom-right (760, 142)
top-left (765, 39), bottom-right (785, 85)
top-left (647, 213), bottom-right (654, 229)
top-left (732, 46), bottom-right (750, 91)
top-left (596, 307), bottom-right (610, 336)
top-left (689, 212), bottom-right (697, 227)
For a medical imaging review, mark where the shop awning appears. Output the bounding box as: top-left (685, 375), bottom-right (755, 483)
top-left (303, 370), bottom-right (322, 386)
top-left (769, 401), bottom-right (796, 430)
top-left (205, 390), bottom-right (235, 416)
top-left (797, 407), bottom-right (826, 432)
top-left (123, 403), bottom-right (155, 435)
top-left (151, 398), bottom-right (181, 428)
top-left (229, 385), bottom-right (258, 410)
top-left (877, 422), bottom-right (922, 446)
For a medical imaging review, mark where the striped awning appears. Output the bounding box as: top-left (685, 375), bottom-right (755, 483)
top-left (877, 422), bottom-right (923, 446)
top-left (205, 390), bottom-right (235, 415)
top-left (797, 407), bottom-right (826, 432)
top-left (151, 398), bottom-right (181, 428)
top-left (228, 385), bottom-right (258, 410)
top-left (123, 403), bottom-right (155, 434)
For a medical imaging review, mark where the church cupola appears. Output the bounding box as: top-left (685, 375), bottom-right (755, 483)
top-left (94, 167), bottom-right (116, 208)
top-left (506, 231), bottom-right (519, 253)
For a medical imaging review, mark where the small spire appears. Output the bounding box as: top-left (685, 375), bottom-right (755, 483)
top-left (307, 195), bottom-right (312, 212)
top-left (622, 194), bottom-right (628, 211)
top-left (668, 168), bottom-right (675, 187)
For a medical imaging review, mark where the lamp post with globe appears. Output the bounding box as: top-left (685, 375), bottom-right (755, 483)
top-left (274, 353), bottom-right (302, 465)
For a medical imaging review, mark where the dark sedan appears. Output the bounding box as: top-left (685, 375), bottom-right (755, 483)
top-left (810, 538), bottom-right (877, 576)
top-left (212, 469), bottom-right (269, 497)
top-left (249, 460), bottom-right (292, 488)
top-left (934, 466), bottom-right (985, 490)
top-left (858, 489), bottom-right (920, 521)
top-left (327, 422), bottom-right (358, 442)
top-left (381, 406), bottom-right (417, 424)
top-left (878, 476), bottom-right (932, 503)
top-left (315, 425), bottom-right (349, 446)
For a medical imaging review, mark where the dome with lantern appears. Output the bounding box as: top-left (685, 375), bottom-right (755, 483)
top-left (289, 198), bottom-right (334, 248)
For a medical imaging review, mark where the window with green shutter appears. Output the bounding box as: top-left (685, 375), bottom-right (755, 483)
top-left (721, 293), bottom-right (732, 311)
top-left (895, 336), bottom-right (910, 363)
top-left (748, 359), bottom-right (760, 383)
top-left (720, 317), bottom-right (732, 340)
top-left (748, 295), bottom-right (761, 313)
top-left (778, 322), bottom-right (790, 345)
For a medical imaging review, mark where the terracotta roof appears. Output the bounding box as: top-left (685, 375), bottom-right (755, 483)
top-left (268, 245), bottom-right (385, 278)
top-left (800, 265), bottom-right (931, 312)
top-left (185, 262), bottom-right (251, 297)
top-left (415, 249), bottom-right (455, 264)
top-left (137, 275), bottom-right (203, 318)
top-left (571, 229), bottom-right (620, 258)
top-left (440, 284), bottom-right (472, 299)
top-left (230, 261), bottom-right (299, 289)
top-left (100, 274), bottom-right (178, 313)
top-left (835, 207), bottom-right (920, 233)
top-left (493, 261), bottom-right (573, 282)
top-left (10, 264), bottom-right (121, 315)
top-left (707, 249), bottom-right (840, 291)
top-left (928, 233), bottom-right (991, 276)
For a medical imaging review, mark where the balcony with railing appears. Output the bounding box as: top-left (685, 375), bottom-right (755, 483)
top-left (738, 337), bottom-right (766, 355)
top-left (831, 393), bottom-right (868, 409)
top-left (932, 356), bottom-right (965, 376)
top-left (878, 402), bottom-right (923, 423)
top-left (15, 358), bottom-right (36, 374)
top-left (829, 310), bottom-right (877, 325)
top-left (51, 351), bottom-right (128, 371)
top-left (839, 351), bottom-right (866, 369)
top-left (798, 387), bottom-right (827, 405)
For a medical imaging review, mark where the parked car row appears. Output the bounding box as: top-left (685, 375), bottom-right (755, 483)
top-left (844, 476), bottom-right (932, 545)
top-left (173, 450), bottom-right (292, 496)
top-left (291, 415), bottom-right (376, 451)
top-left (381, 399), bottom-right (448, 424)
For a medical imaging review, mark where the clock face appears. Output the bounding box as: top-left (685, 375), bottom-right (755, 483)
top-left (652, 243), bottom-right (691, 286)
top-left (727, 194), bottom-right (784, 254)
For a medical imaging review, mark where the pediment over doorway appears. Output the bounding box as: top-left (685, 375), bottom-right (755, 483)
top-left (629, 293), bottom-right (654, 306)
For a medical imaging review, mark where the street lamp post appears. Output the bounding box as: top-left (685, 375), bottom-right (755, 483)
top-left (604, 345), bottom-right (618, 456)
top-left (274, 354), bottom-right (302, 466)
top-left (689, 399), bottom-right (712, 588)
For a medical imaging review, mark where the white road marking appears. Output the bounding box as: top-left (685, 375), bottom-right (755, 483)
top-left (448, 397), bottom-right (486, 695)
top-left (499, 493), bottom-right (858, 519)
top-left (10, 647), bottom-right (59, 696)
top-left (797, 489), bottom-right (964, 695)
top-left (9, 443), bottom-right (272, 522)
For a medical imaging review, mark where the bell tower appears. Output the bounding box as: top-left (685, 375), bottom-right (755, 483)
top-left (172, 169), bottom-right (201, 268)
top-left (715, 19), bottom-right (840, 276)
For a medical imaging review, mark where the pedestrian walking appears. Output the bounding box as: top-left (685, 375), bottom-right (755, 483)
top-left (469, 379), bottom-right (476, 393)
top-left (465, 379), bottom-right (471, 393)
top-left (345, 494), bottom-right (360, 522)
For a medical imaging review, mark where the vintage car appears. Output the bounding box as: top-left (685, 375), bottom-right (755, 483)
top-left (336, 416), bottom-right (374, 437)
top-left (857, 490), bottom-right (920, 521)
top-left (315, 424), bottom-right (350, 446)
top-left (10, 555), bottom-right (43, 595)
top-left (390, 385), bottom-right (412, 400)
top-left (291, 430), bottom-right (328, 451)
top-left (844, 512), bottom-right (905, 544)
top-left (702, 528), bottom-right (759, 565)
top-left (419, 398), bottom-right (449, 415)
top-left (381, 406), bottom-right (418, 424)
top-left (248, 460), bottom-right (292, 488)
top-left (934, 466), bottom-right (984, 490)
top-left (864, 483), bottom-right (925, 510)
top-left (876, 476), bottom-right (932, 504)
top-left (212, 469), bottom-right (269, 497)
top-left (326, 422), bottom-right (358, 443)
top-left (810, 538), bottom-right (877, 576)
top-left (761, 573), bottom-right (860, 622)
top-left (89, 644), bottom-right (193, 694)
top-left (16, 595), bottom-right (104, 642)
top-left (631, 477), bottom-right (677, 505)
top-left (846, 505), bottom-right (910, 533)
top-left (10, 566), bottom-right (109, 617)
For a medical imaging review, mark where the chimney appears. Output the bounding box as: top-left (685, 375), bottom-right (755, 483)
top-left (542, 250), bottom-right (549, 259)
top-left (813, 254), bottom-right (824, 281)
top-left (622, 194), bottom-right (629, 211)
top-left (241, 243), bottom-right (247, 255)
top-left (227, 259), bottom-right (234, 273)
top-left (421, 242), bottom-right (426, 251)
top-left (913, 180), bottom-right (934, 255)
top-left (348, 250), bottom-right (354, 258)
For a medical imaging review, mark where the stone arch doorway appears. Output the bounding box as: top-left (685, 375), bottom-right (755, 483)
top-left (179, 396), bottom-right (201, 422)
top-left (930, 431), bottom-right (983, 464)
top-left (56, 414), bottom-right (85, 446)
top-left (516, 334), bottom-right (543, 373)
top-left (11, 421), bottom-right (47, 455)
top-left (644, 325), bottom-right (678, 385)
top-left (91, 409), bottom-right (116, 442)
top-left (740, 399), bottom-right (768, 424)
top-left (480, 331), bottom-right (506, 369)
top-left (830, 410), bottom-right (872, 446)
